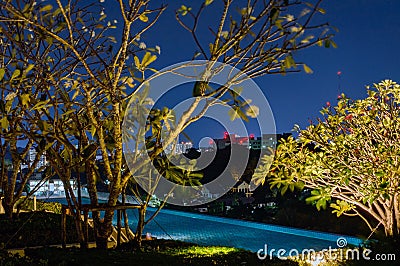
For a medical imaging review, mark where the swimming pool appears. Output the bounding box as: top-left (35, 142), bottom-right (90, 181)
top-left (129, 207), bottom-right (362, 252)
top-left (46, 197), bottom-right (363, 252)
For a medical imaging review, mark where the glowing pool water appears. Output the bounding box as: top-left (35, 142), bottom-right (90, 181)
top-left (46, 197), bottom-right (363, 252)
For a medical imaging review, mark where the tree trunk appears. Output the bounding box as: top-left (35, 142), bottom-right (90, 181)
top-left (122, 190), bottom-right (133, 241)
top-left (394, 194), bottom-right (400, 236)
top-left (74, 211), bottom-right (86, 249)
top-left (96, 184), bottom-right (118, 249)
top-left (62, 174), bottom-right (87, 249)
top-left (383, 196), bottom-right (400, 237)
top-left (96, 219), bottom-right (113, 249)
top-left (2, 197), bottom-right (13, 220)
top-left (135, 206), bottom-right (146, 248)
top-left (3, 171), bottom-right (17, 220)
top-left (96, 236), bottom-right (109, 249)
top-left (85, 159), bottom-right (103, 247)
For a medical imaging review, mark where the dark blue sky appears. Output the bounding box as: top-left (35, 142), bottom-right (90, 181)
top-left (132, 0), bottom-right (400, 145)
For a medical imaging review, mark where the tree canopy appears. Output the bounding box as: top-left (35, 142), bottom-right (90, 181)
top-left (262, 80), bottom-right (400, 236)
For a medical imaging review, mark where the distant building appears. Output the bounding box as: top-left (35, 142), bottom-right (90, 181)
top-left (175, 142), bottom-right (193, 154)
top-left (199, 147), bottom-right (215, 153)
top-left (200, 187), bottom-right (219, 199)
top-left (232, 181), bottom-right (253, 198)
top-left (164, 136), bottom-right (193, 155)
top-left (23, 148), bottom-right (47, 170)
top-left (212, 132), bottom-right (291, 151)
top-left (248, 134), bottom-right (276, 150)
top-left (232, 181), bottom-right (250, 193)
top-left (28, 173), bottom-right (76, 197)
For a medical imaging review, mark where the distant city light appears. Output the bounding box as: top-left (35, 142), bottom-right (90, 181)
top-left (224, 131), bottom-right (229, 139)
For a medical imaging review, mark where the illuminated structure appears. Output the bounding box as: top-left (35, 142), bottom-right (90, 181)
top-left (24, 147), bottom-right (47, 170)
top-left (212, 132), bottom-right (291, 150)
top-left (164, 137), bottom-right (193, 155)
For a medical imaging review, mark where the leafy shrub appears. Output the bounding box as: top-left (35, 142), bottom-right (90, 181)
top-left (16, 198), bottom-right (62, 214)
top-left (0, 249), bottom-right (48, 265)
top-left (0, 211), bottom-right (94, 249)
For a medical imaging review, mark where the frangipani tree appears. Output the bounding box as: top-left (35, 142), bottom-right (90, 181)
top-left (262, 80), bottom-right (400, 236)
top-left (1, 0), bottom-right (167, 248)
top-left (0, 33), bottom-right (55, 220)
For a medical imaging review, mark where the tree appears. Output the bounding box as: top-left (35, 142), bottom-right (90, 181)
top-left (261, 80), bottom-right (400, 236)
top-left (0, 33), bottom-right (54, 219)
top-left (0, 0), bottom-right (333, 248)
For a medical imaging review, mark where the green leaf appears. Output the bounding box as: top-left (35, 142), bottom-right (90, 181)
top-left (317, 8), bottom-right (326, 14)
top-left (281, 184), bottom-right (288, 195)
top-left (32, 99), bottom-right (49, 110)
top-left (303, 64), bottom-right (313, 74)
top-left (178, 5), bottom-right (191, 16)
top-left (139, 13), bottom-right (148, 22)
top-left (126, 77), bottom-right (135, 88)
top-left (284, 55), bottom-right (296, 69)
top-left (141, 52), bottom-right (157, 68)
top-left (53, 8), bottom-right (62, 17)
top-left (0, 117), bottom-right (9, 129)
top-left (25, 64), bottom-right (35, 75)
top-left (209, 43), bottom-right (214, 53)
top-left (99, 14), bottom-right (107, 21)
top-left (205, 0), bottom-right (214, 6)
top-left (20, 94), bottom-right (30, 107)
top-left (45, 36), bottom-right (54, 46)
top-left (134, 56), bottom-right (141, 69)
top-left (245, 105), bottom-right (259, 118)
top-left (0, 68), bottom-right (5, 81)
top-left (11, 69), bottom-right (20, 80)
top-left (62, 109), bottom-right (76, 117)
top-left (305, 195), bottom-right (321, 203)
top-left (40, 4), bottom-right (53, 12)
top-left (237, 108), bottom-right (249, 122)
top-left (228, 108), bottom-right (239, 121)
top-left (90, 125), bottom-right (97, 137)
top-left (316, 199), bottom-right (326, 211)
top-left (72, 89), bottom-right (80, 100)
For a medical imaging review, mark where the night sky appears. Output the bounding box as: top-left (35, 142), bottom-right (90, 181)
top-left (121, 0), bottom-right (400, 145)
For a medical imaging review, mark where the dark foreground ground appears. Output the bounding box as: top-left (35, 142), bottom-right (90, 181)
top-left (2, 240), bottom-right (299, 266)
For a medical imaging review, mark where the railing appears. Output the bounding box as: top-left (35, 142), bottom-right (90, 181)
top-left (61, 202), bottom-right (142, 249)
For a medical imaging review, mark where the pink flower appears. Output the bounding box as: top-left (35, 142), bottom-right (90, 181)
top-left (326, 101), bottom-right (331, 107)
top-left (345, 114), bottom-right (353, 120)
